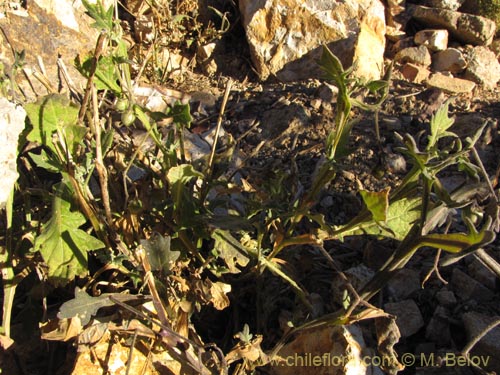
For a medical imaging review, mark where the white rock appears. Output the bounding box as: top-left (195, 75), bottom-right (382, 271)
top-left (239, 0), bottom-right (386, 82)
top-left (414, 29), bottom-right (448, 51)
top-left (0, 98), bottom-right (26, 208)
top-left (432, 48), bottom-right (467, 73)
top-left (424, 0), bottom-right (465, 10)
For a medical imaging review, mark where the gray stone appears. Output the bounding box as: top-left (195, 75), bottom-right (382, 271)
top-left (395, 45), bottom-right (432, 66)
top-left (436, 289), bottom-right (457, 307)
top-left (386, 269), bottom-right (421, 300)
top-left (432, 48), bottom-right (467, 73)
top-left (414, 29), bottom-right (449, 51)
top-left (464, 46), bottom-right (500, 89)
top-left (425, 306), bottom-right (451, 345)
top-left (384, 300), bottom-right (424, 338)
top-left (426, 72), bottom-right (476, 93)
top-left (239, 0), bottom-right (386, 82)
top-left (411, 5), bottom-right (496, 46)
top-left (450, 268), bottom-right (495, 301)
top-left (468, 258), bottom-right (497, 290)
top-left (462, 312), bottom-right (500, 374)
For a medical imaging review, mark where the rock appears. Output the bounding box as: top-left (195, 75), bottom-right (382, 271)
top-left (414, 29), bottom-right (449, 51)
top-left (424, 0), bottom-right (465, 10)
top-left (468, 258), bottom-right (497, 290)
top-left (411, 5), bottom-right (496, 46)
top-left (450, 268), bottom-right (495, 301)
top-left (395, 45), bottom-right (432, 66)
top-left (491, 39), bottom-right (500, 60)
top-left (386, 269), bottom-right (421, 300)
top-left (0, 98), bottom-right (26, 209)
top-left (271, 324), bottom-right (379, 375)
top-left (0, 0), bottom-right (100, 100)
top-left (401, 62), bottom-right (431, 83)
top-left (316, 83), bottom-right (338, 103)
top-left (435, 289), bottom-right (457, 308)
top-left (464, 46), bottom-right (500, 89)
top-left (384, 300), bottom-right (424, 338)
top-left (425, 306), bottom-right (451, 345)
top-left (462, 312), bottom-right (500, 374)
top-left (261, 103), bottom-right (310, 142)
top-left (426, 72), bottom-right (476, 93)
top-left (432, 48), bottom-right (467, 73)
top-left (239, 0), bottom-right (386, 82)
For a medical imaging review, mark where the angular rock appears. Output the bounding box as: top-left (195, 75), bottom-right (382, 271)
top-left (386, 269), bottom-right (421, 300)
top-left (0, 1), bottom-right (99, 100)
top-left (468, 258), bottom-right (497, 290)
top-left (0, 98), bottom-right (26, 209)
top-left (401, 62), bottom-right (431, 83)
top-left (450, 268), bottom-right (495, 301)
top-left (462, 312), bottom-right (500, 374)
top-left (384, 300), bottom-right (424, 338)
top-left (435, 289), bottom-right (457, 308)
top-left (464, 46), bottom-right (500, 89)
top-left (411, 5), bottom-right (496, 46)
top-left (414, 29), bottom-right (449, 51)
top-left (239, 0), bottom-right (386, 82)
top-left (432, 48), bottom-right (467, 73)
top-left (424, 0), bottom-right (465, 10)
top-left (427, 72), bottom-right (476, 93)
top-left (425, 306), bottom-right (451, 345)
top-left (395, 45), bottom-right (432, 66)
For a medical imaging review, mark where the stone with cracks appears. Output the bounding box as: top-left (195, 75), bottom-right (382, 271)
top-left (432, 48), bottom-right (467, 73)
top-left (239, 0), bottom-right (386, 82)
top-left (464, 46), bottom-right (500, 90)
top-left (411, 5), bottom-right (496, 46)
top-left (0, 0), bottom-right (100, 100)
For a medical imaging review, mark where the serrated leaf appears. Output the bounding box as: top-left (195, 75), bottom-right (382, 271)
top-left (427, 101), bottom-right (457, 150)
top-left (360, 188), bottom-right (390, 222)
top-left (211, 229), bottom-right (250, 274)
top-left (345, 197), bottom-right (421, 241)
top-left (25, 94), bottom-right (79, 154)
top-left (34, 182), bottom-right (105, 285)
top-left (140, 233), bottom-right (179, 273)
top-left (81, 0), bottom-right (114, 31)
top-left (58, 287), bottom-right (114, 325)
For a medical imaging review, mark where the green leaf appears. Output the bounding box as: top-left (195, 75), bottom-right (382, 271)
top-left (427, 100), bottom-right (457, 150)
top-left (25, 94), bottom-right (80, 154)
top-left (140, 233), bottom-right (180, 273)
top-left (419, 229), bottom-right (495, 253)
top-left (359, 188), bottom-right (390, 222)
top-left (211, 229), bottom-right (250, 274)
top-left (167, 164), bottom-right (204, 209)
top-left (343, 197), bottom-right (421, 241)
top-left (29, 149), bottom-right (62, 173)
top-left (58, 287), bottom-right (114, 325)
top-left (76, 55), bottom-right (121, 93)
top-left (81, 0), bottom-right (114, 31)
top-left (168, 102), bottom-right (192, 127)
top-left (34, 183), bottom-right (105, 285)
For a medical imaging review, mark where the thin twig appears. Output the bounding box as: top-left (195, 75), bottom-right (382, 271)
top-left (79, 31), bottom-right (107, 123)
top-left (207, 78), bottom-right (232, 176)
top-left (462, 318), bottom-right (500, 356)
top-left (92, 86), bottom-right (113, 224)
